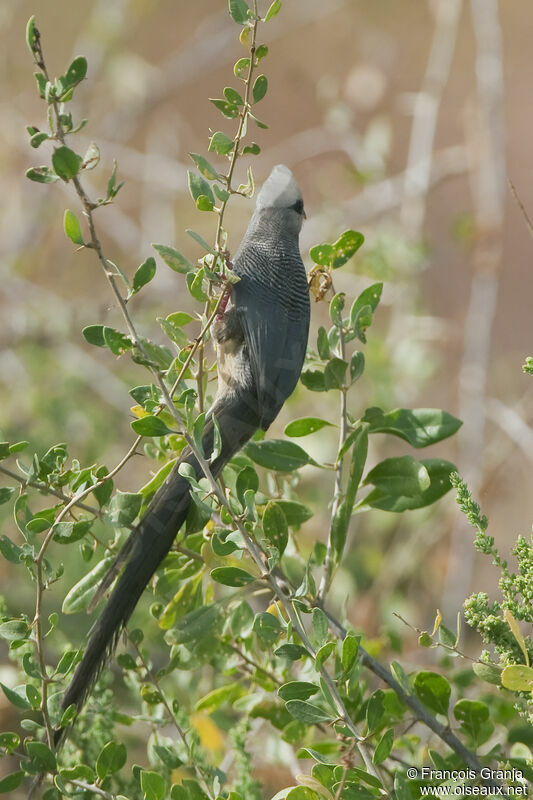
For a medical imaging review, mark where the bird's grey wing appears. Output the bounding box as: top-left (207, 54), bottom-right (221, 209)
top-left (234, 281), bottom-right (307, 429)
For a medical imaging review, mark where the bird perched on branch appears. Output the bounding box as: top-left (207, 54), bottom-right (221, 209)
top-left (56, 164), bottom-right (310, 743)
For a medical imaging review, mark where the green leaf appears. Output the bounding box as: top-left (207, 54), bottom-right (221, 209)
top-left (63, 209), bottom-right (84, 245)
top-left (0, 732), bottom-right (19, 754)
top-left (30, 132), bottom-right (49, 148)
top-left (310, 608), bottom-right (329, 650)
top-left (286, 700), bottom-right (332, 724)
top-left (96, 741), bottom-right (127, 780)
top-left (285, 417), bottom-right (333, 437)
top-left (152, 243), bottom-right (193, 274)
top-left (310, 243), bottom-right (334, 267)
top-left (103, 326), bottom-right (132, 356)
top-left (364, 407), bottom-right (462, 448)
top-left (245, 439), bottom-right (310, 471)
top-left (25, 740), bottom-right (56, 770)
top-left (188, 170), bottom-right (215, 206)
top-left (300, 369), bottom-right (326, 392)
top-left (53, 519), bottom-right (92, 544)
top-left (263, 501), bottom-right (288, 557)
top-left (108, 491), bottom-right (142, 526)
top-left (330, 230), bottom-right (365, 269)
top-left (224, 87), bottom-right (244, 106)
top-left (363, 455), bottom-right (430, 499)
top-left (189, 152), bottom-right (220, 181)
top-left (234, 57), bottom-right (250, 80)
top-left (209, 98), bottom-right (240, 119)
top-left (275, 500), bottom-right (313, 528)
top-left (329, 292), bottom-right (345, 328)
top-left (413, 671), bottom-right (451, 716)
top-left (251, 113), bottom-right (269, 129)
top-left (236, 465), bottom-right (259, 508)
top-left (82, 324), bottom-right (105, 346)
top-left (342, 634), bottom-right (360, 674)
top-left (454, 698), bottom-right (489, 725)
top-left (140, 769), bottom-right (167, 800)
top-left (366, 689), bottom-right (385, 732)
top-left (52, 146), bottom-right (82, 181)
top-left (228, 0), bottom-right (250, 24)
top-left (196, 194), bottom-right (214, 211)
top-left (186, 228), bottom-right (217, 255)
top-left (131, 257), bottom-right (156, 295)
top-left (394, 772), bottom-right (412, 800)
top-left (0, 620), bottom-right (29, 642)
top-left (58, 765), bottom-right (95, 785)
top-left (501, 664), bottom-right (533, 692)
top-left (274, 643), bottom-right (308, 661)
top-left (0, 682), bottom-right (31, 710)
top-left (165, 604), bottom-right (222, 646)
top-left (0, 771), bottom-right (24, 793)
top-left (187, 267), bottom-right (209, 302)
top-left (324, 357), bottom-right (348, 390)
top-left (278, 682), bottom-right (319, 702)
top-left (253, 612), bottom-right (282, 644)
top-left (106, 159), bottom-right (124, 200)
top-left (310, 230), bottom-right (364, 269)
top-left (361, 457), bottom-right (456, 512)
top-left (350, 351), bottom-right (365, 384)
top-left (211, 566), bottom-right (256, 587)
top-left (330, 426), bottom-right (368, 566)
top-left (209, 131), bottom-right (235, 155)
top-left (26, 15), bottom-right (37, 52)
top-left (454, 699), bottom-right (493, 745)
top-left (167, 311), bottom-right (195, 327)
top-left (350, 283), bottom-right (382, 327)
top-left (472, 661), bottom-right (501, 686)
top-left (62, 556), bottom-right (114, 614)
top-left (373, 729), bottom-right (394, 765)
top-left (56, 650), bottom-right (78, 675)
top-left (26, 165), bottom-right (59, 184)
top-left (131, 415), bottom-right (174, 437)
top-left (63, 56), bottom-right (88, 89)
top-left (243, 142), bottom-right (261, 155)
top-left (34, 72), bottom-right (47, 97)
top-left (213, 192), bottom-right (230, 216)
top-left (253, 75), bottom-right (268, 103)
top-left (286, 789), bottom-right (321, 800)
top-left (265, 0), bottom-right (282, 22)
top-left (195, 681), bottom-right (246, 713)
top-left (256, 44), bottom-right (269, 60)
top-left (315, 641), bottom-right (335, 668)
top-left (0, 488), bottom-right (15, 506)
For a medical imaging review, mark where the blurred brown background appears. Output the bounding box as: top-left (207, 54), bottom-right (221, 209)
top-left (1, 0), bottom-right (533, 751)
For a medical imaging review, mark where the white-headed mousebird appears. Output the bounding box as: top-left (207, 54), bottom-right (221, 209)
top-left (56, 164), bottom-right (310, 744)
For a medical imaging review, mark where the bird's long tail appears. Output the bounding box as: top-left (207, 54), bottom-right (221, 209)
top-left (56, 390), bottom-right (259, 745)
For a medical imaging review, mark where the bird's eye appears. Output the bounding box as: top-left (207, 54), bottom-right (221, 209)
top-left (291, 198), bottom-right (304, 214)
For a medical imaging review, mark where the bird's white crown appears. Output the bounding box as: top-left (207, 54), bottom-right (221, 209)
top-left (256, 164), bottom-right (302, 210)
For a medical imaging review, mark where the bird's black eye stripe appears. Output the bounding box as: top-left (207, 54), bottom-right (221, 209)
top-left (291, 198), bottom-right (304, 214)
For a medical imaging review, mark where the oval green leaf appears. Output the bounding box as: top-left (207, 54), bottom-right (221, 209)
top-left (284, 417), bottom-right (333, 437)
top-left (64, 209), bottom-right (84, 245)
top-left (211, 566), bottom-right (256, 587)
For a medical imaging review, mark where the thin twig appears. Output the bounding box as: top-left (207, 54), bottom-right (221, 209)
top-left (509, 179), bottom-right (533, 241)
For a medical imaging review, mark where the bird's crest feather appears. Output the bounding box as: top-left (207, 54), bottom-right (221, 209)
top-left (256, 164), bottom-right (302, 210)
